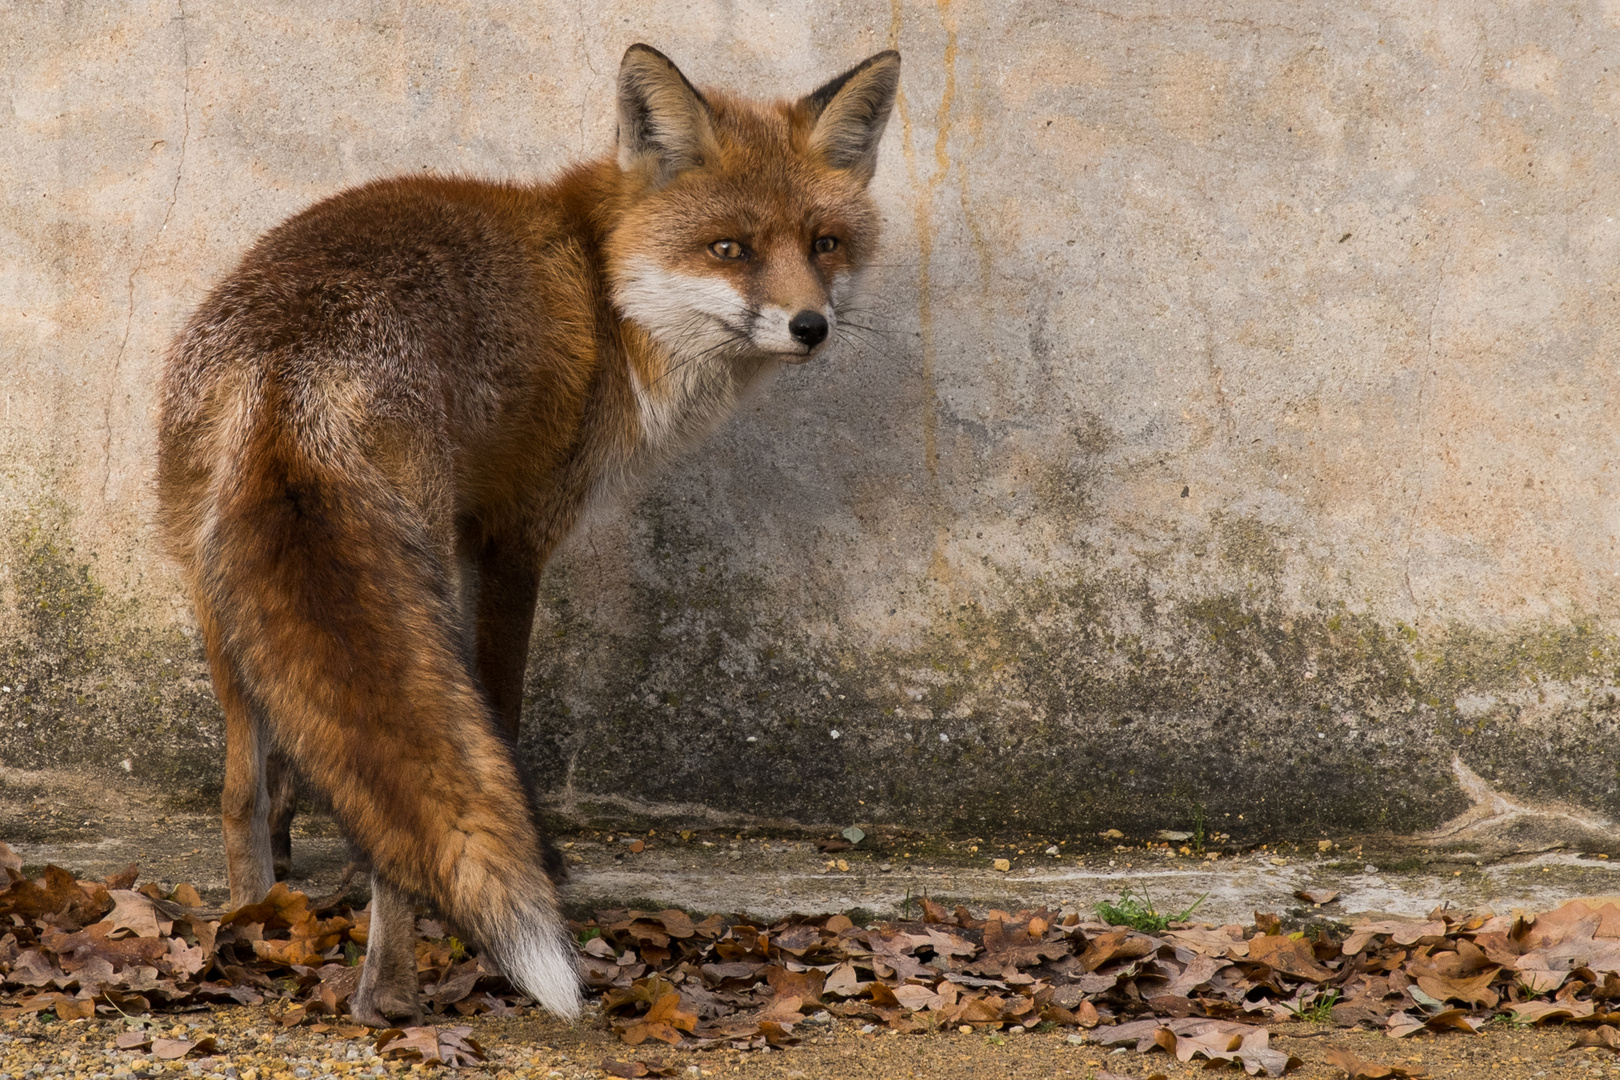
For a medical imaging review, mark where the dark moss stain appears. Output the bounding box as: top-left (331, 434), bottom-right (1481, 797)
top-left (1413, 621), bottom-right (1620, 809)
top-left (8, 486), bottom-right (1620, 844)
top-left (1029, 413), bottom-right (1113, 519)
top-left (1213, 513), bottom-right (1286, 582)
top-left (515, 495), bottom-right (1620, 843)
top-left (1071, 412), bottom-right (1113, 458)
top-left (0, 498), bottom-right (222, 794)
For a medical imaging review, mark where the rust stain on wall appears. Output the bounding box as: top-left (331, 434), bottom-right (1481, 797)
top-left (890, 0), bottom-right (956, 495)
top-left (957, 67), bottom-right (993, 294)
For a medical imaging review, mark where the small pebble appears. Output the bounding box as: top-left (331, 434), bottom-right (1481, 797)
top-left (860, 1024), bottom-right (877, 1034)
top-left (1008, 1024), bottom-right (1026, 1034)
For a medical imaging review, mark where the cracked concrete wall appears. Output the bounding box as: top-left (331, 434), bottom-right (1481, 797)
top-left (6, 1), bottom-right (1620, 846)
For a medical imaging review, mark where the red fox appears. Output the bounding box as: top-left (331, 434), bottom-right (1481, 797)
top-left (155, 44), bottom-right (900, 1025)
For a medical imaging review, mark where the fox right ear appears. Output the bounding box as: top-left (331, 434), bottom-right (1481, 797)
top-left (617, 44), bottom-right (716, 184)
top-left (802, 51), bottom-right (901, 183)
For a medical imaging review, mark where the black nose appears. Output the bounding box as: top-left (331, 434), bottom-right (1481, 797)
top-left (788, 310), bottom-right (829, 347)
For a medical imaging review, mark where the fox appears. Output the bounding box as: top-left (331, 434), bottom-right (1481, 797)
top-left (155, 43), bottom-right (901, 1026)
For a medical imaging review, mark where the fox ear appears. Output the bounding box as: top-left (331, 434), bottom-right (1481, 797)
top-left (802, 51), bottom-right (901, 183)
top-left (617, 44), bottom-right (716, 184)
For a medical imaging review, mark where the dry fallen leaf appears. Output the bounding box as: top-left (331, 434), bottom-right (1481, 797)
top-left (151, 1036), bottom-right (214, 1060)
top-left (1567, 1025), bottom-right (1620, 1053)
top-left (1248, 933), bottom-right (1335, 983)
top-left (1325, 1046), bottom-right (1430, 1078)
top-left (103, 890), bottom-right (172, 939)
top-left (1515, 968), bottom-right (1566, 995)
top-left (1507, 999), bottom-right (1595, 1025)
top-left (602, 1060), bottom-right (677, 1078)
top-left (375, 1026), bottom-right (486, 1067)
top-left (619, 992), bottom-right (700, 1046)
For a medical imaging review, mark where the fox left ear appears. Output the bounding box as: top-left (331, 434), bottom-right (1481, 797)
top-left (801, 51), bottom-right (901, 183)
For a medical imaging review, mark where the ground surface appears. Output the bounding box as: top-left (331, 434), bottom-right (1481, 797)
top-left (10, 766), bottom-right (1620, 1078)
top-left (0, 1004), bottom-right (1612, 1079)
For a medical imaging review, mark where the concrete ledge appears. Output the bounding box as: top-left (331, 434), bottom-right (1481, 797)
top-left (8, 769), bottom-right (1620, 929)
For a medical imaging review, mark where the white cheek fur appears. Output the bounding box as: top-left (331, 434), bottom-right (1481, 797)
top-left (614, 259), bottom-right (751, 358)
top-left (613, 259), bottom-right (768, 456)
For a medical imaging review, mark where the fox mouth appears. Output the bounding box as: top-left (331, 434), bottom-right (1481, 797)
top-left (774, 343), bottom-right (821, 364)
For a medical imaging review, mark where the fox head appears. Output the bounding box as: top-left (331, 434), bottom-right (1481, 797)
top-left (607, 45), bottom-right (900, 371)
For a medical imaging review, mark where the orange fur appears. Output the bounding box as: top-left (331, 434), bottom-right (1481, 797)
top-left (156, 44), bottom-right (899, 1025)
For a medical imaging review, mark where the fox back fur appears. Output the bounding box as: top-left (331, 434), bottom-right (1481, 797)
top-left (155, 44), bottom-right (900, 1024)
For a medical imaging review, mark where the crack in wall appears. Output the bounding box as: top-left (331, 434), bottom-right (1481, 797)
top-left (102, 0), bottom-right (191, 506)
top-left (571, 0), bottom-right (600, 158)
top-left (1426, 754), bottom-right (1613, 843)
top-left (1403, 238), bottom-right (1449, 618)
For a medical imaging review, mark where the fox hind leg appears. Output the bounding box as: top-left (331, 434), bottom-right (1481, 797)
top-left (352, 873), bottom-right (424, 1027)
top-left (199, 604), bottom-right (277, 907)
top-left (267, 749), bottom-right (298, 880)
top-left (222, 719), bottom-right (275, 907)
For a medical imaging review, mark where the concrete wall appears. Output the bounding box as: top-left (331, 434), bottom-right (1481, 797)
top-left (7, 0), bottom-right (1620, 844)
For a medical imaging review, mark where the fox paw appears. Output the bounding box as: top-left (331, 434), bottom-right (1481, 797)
top-left (351, 983), bottom-right (422, 1028)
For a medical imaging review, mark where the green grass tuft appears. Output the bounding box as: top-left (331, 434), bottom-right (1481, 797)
top-left (1094, 883), bottom-right (1207, 933)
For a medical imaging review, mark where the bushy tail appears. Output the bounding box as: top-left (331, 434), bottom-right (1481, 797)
top-left (201, 422), bottom-right (582, 1020)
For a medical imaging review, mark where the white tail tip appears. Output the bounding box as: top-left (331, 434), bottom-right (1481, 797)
top-left (491, 908), bottom-right (585, 1021)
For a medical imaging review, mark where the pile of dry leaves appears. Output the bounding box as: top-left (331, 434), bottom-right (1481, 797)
top-left (0, 846), bottom-right (522, 1067)
top-left (580, 896), bottom-right (1620, 1055)
top-left (10, 844), bottom-right (1620, 1076)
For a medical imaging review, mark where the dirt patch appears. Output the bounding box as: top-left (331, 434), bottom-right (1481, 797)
top-left (0, 1005), bottom-right (1613, 1079)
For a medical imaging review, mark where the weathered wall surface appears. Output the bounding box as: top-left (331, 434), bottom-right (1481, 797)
top-left (6, 1), bottom-right (1620, 843)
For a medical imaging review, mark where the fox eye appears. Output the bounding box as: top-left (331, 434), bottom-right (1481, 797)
top-left (709, 239), bottom-right (747, 260)
top-left (813, 236), bottom-right (839, 255)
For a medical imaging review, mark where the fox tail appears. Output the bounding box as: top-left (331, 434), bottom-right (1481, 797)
top-left (197, 411), bottom-right (582, 1019)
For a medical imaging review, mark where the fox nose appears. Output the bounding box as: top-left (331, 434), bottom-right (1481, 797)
top-left (788, 310), bottom-right (829, 348)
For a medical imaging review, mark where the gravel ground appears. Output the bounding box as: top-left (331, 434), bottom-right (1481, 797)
top-left (1, 1005), bottom-right (1617, 1080)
